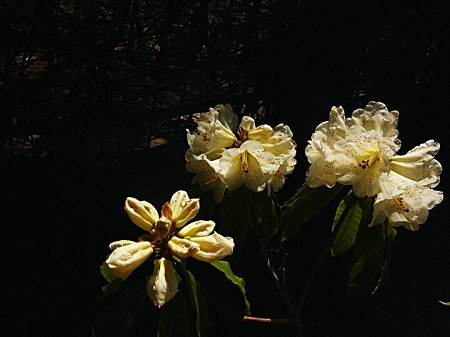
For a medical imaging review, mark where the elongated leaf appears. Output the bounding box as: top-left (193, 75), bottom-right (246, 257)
top-left (158, 290), bottom-right (190, 337)
top-left (346, 197), bottom-right (385, 298)
top-left (175, 262), bottom-right (211, 337)
top-left (99, 261), bottom-right (123, 300)
top-left (331, 192), bottom-right (362, 256)
top-left (211, 260), bottom-right (251, 315)
top-left (219, 186), bottom-right (252, 264)
top-left (372, 223), bottom-right (397, 293)
top-left (279, 184), bottom-right (346, 245)
top-left (439, 301), bottom-right (450, 306)
top-left (251, 191), bottom-right (279, 245)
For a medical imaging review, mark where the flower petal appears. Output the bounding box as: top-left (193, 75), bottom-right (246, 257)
top-left (177, 220), bottom-right (215, 238)
top-left (190, 232), bottom-right (234, 263)
top-left (390, 140), bottom-right (442, 187)
top-left (169, 191), bottom-right (200, 228)
top-left (106, 241), bottom-right (153, 279)
top-left (124, 197), bottom-right (159, 232)
top-left (168, 236), bottom-right (201, 259)
top-left (147, 258), bottom-right (178, 308)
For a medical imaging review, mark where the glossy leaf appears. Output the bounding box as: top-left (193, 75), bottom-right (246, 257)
top-left (372, 223), bottom-right (397, 293)
top-left (251, 191), bottom-right (280, 245)
top-left (439, 301), bottom-right (450, 306)
top-left (211, 260), bottom-right (251, 315)
top-left (331, 192), bottom-right (361, 256)
top-left (176, 262), bottom-right (211, 337)
top-left (346, 196), bottom-right (385, 298)
top-left (279, 184), bottom-right (346, 245)
top-left (219, 186), bottom-right (252, 264)
top-left (158, 290), bottom-right (190, 337)
top-left (100, 261), bottom-right (123, 300)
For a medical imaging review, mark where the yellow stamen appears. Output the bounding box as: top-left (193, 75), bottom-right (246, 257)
top-left (242, 151), bottom-right (249, 173)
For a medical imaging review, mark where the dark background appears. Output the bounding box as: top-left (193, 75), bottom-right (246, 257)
top-left (1, 1), bottom-right (449, 336)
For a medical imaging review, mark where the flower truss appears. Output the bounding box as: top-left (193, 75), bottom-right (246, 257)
top-left (185, 104), bottom-right (297, 202)
top-left (305, 101), bottom-right (443, 230)
top-left (105, 190), bottom-right (234, 307)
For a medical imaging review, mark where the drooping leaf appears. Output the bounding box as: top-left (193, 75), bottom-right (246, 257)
top-left (158, 290), bottom-right (190, 337)
top-left (92, 278), bottom-right (149, 336)
top-left (331, 191), bottom-right (362, 256)
top-left (211, 260), bottom-right (251, 315)
top-left (251, 191), bottom-right (280, 245)
top-left (99, 261), bottom-right (123, 300)
top-left (439, 301), bottom-right (450, 306)
top-left (372, 223), bottom-right (397, 293)
top-left (346, 196), bottom-right (386, 298)
top-left (218, 186), bottom-right (252, 264)
top-left (175, 262), bottom-right (210, 337)
top-left (279, 184), bottom-right (346, 246)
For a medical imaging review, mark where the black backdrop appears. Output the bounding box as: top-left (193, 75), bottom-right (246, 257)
top-left (1, 1), bottom-right (449, 336)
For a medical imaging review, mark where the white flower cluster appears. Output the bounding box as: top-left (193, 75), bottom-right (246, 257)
top-left (106, 190), bottom-right (234, 307)
top-left (185, 104), bottom-right (297, 202)
top-left (306, 101), bottom-right (443, 230)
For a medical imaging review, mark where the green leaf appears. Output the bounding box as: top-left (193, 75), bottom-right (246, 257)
top-left (211, 260), bottom-right (251, 315)
top-left (175, 262), bottom-right (210, 337)
top-left (219, 186), bottom-right (252, 264)
top-left (439, 301), bottom-right (450, 306)
top-left (346, 196), bottom-right (386, 298)
top-left (100, 260), bottom-right (114, 283)
top-left (331, 192), bottom-right (362, 256)
top-left (279, 184), bottom-right (346, 245)
top-left (99, 261), bottom-right (123, 300)
top-left (251, 191), bottom-right (280, 245)
top-left (372, 223), bottom-right (397, 293)
top-left (158, 290), bottom-right (190, 337)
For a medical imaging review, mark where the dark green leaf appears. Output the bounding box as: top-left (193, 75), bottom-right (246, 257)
top-left (211, 260), bottom-right (251, 315)
top-left (219, 186), bottom-right (252, 264)
top-left (175, 262), bottom-right (210, 337)
top-left (158, 290), bottom-right (190, 337)
top-left (331, 192), bottom-right (362, 256)
top-left (99, 261), bottom-right (123, 300)
top-left (346, 197), bottom-right (385, 298)
top-left (372, 223), bottom-right (397, 293)
top-left (279, 184), bottom-right (346, 245)
top-left (251, 191), bottom-right (280, 245)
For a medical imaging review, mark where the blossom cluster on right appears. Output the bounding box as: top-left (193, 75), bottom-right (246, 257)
top-left (305, 101), bottom-right (443, 230)
top-left (185, 104), bottom-right (297, 203)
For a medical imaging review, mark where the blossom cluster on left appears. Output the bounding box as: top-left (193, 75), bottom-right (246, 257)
top-left (104, 190), bottom-right (234, 307)
top-left (185, 104), bottom-right (297, 202)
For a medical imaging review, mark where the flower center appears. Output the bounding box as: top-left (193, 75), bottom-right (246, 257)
top-left (359, 151), bottom-right (380, 169)
top-left (390, 195), bottom-right (410, 213)
top-left (241, 151), bottom-right (250, 173)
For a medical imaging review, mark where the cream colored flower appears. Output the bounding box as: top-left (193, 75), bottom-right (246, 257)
top-left (106, 241), bottom-right (153, 278)
top-left (370, 172), bottom-right (443, 231)
top-left (170, 220), bottom-right (234, 262)
top-left (186, 104), bottom-right (296, 198)
top-left (105, 190), bottom-right (234, 307)
top-left (147, 257), bottom-right (178, 308)
top-left (219, 140), bottom-right (280, 192)
top-left (306, 102), bottom-right (401, 197)
top-left (305, 105), bottom-right (348, 188)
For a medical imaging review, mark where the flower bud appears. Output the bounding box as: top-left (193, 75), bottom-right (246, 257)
top-left (106, 241), bottom-right (153, 278)
top-left (147, 258), bottom-right (178, 308)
